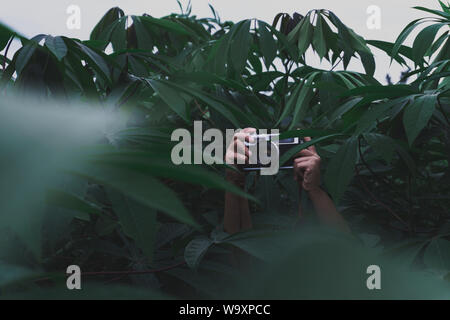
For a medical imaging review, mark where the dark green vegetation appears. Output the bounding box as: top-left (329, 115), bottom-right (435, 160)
top-left (0, 1), bottom-right (449, 299)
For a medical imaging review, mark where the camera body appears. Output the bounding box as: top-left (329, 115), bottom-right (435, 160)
top-left (241, 133), bottom-right (304, 171)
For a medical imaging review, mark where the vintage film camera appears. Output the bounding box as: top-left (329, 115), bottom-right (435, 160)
top-left (241, 133), bottom-right (304, 171)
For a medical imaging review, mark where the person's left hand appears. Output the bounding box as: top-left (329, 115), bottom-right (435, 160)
top-left (293, 137), bottom-right (321, 193)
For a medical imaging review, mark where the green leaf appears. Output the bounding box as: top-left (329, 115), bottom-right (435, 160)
top-left (391, 18), bottom-right (424, 63)
top-left (297, 17), bottom-right (313, 57)
top-left (246, 71), bottom-right (283, 92)
top-left (230, 20), bottom-right (252, 73)
top-left (45, 188), bottom-right (103, 216)
top-left (0, 26), bottom-right (13, 51)
top-left (348, 28), bottom-right (371, 54)
top-left (288, 77), bottom-right (316, 129)
top-left (312, 15), bottom-right (327, 60)
top-left (402, 94), bottom-right (437, 145)
top-left (276, 71), bottom-right (320, 127)
top-left (70, 163), bottom-right (198, 228)
top-left (140, 15), bottom-right (194, 37)
top-left (132, 16), bottom-right (154, 51)
top-left (107, 189), bottom-right (158, 263)
top-left (279, 133), bottom-right (344, 167)
top-left (76, 42), bottom-right (111, 83)
top-left (341, 84), bottom-right (417, 98)
top-left (90, 7), bottom-right (124, 44)
top-left (413, 6), bottom-right (450, 20)
top-left (258, 21), bottom-right (277, 69)
top-left (439, 1), bottom-right (450, 13)
top-left (15, 43), bottom-right (36, 76)
top-left (359, 50), bottom-right (375, 77)
top-left (355, 98), bottom-right (406, 135)
top-left (158, 79), bottom-right (257, 128)
top-left (0, 22), bottom-right (27, 51)
top-left (324, 137), bottom-right (358, 203)
top-left (184, 237), bottom-right (213, 269)
top-left (412, 23), bottom-right (445, 64)
top-left (276, 81), bottom-right (301, 126)
top-left (87, 149), bottom-right (259, 204)
top-left (221, 230), bottom-right (289, 261)
top-left (367, 40), bottom-right (407, 65)
top-left (364, 133), bottom-right (396, 163)
top-left (146, 79), bottom-right (189, 122)
top-left (111, 17), bottom-right (127, 52)
top-left (45, 36), bottom-right (68, 61)
top-left (426, 31), bottom-right (449, 57)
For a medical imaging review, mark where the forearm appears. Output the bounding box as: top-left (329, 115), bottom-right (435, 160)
top-left (224, 170), bottom-right (252, 234)
top-left (308, 188), bottom-right (350, 233)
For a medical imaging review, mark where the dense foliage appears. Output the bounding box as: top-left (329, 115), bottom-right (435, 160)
top-left (0, 1), bottom-right (449, 298)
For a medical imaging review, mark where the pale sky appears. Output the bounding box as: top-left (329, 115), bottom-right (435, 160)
top-left (0, 0), bottom-right (443, 83)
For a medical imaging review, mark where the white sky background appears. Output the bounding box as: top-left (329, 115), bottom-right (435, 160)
top-left (0, 0), bottom-right (443, 83)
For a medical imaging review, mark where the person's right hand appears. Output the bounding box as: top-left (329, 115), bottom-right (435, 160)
top-left (225, 128), bottom-right (256, 168)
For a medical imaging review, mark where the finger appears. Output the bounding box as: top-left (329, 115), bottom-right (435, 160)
top-left (233, 139), bottom-right (251, 157)
top-left (294, 149), bottom-right (316, 158)
top-left (234, 132), bottom-right (255, 144)
top-left (225, 153), bottom-right (248, 164)
top-left (293, 160), bottom-right (313, 170)
top-left (293, 166), bottom-right (305, 179)
top-left (294, 156), bottom-right (316, 164)
top-left (234, 153), bottom-right (249, 165)
top-left (304, 136), bottom-right (317, 154)
top-left (242, 127), bottom-right (257, 134)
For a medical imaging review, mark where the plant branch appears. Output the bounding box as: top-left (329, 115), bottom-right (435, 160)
top-left (355, 165), bottom-right (410, 230)
top-left (358, 136), bottom-right (410, 203)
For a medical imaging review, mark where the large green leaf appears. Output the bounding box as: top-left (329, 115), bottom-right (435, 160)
top-left (45, 188), bottom-right (103, 216)
top-left (297, 17), bottom-right (313, 57)
top-left (412, 23), bottom-right (446, 64)
top-left (402, 94), bottom-right (437, 145)
top-left (140, 15), bottom-right (194, 37)
top-left (288, 77), bottom-right (316, 129)
top-left (132, 16), bottom-right (154, 51)
top-left (45, 36), bottom-right (68, 61)
top-left (90, 7), bottom-right (125, 41)
top-left (111, 17), bottom-right (128, 52)
top-left (107, 189), bottom-right (158, 263)
top-left (391, 18), bottom-right (424, 63)
top-left (157, 79), bottom-right (257, 127)
top-left (355, 98), bottom-right (407, 135)
top-left (146, 79), bottom-right (189, 122)
top-left (75, 41), bottom-right (111, 83)
top-left (312, 15), bottom-right (327, 60)
top-left (230, 20), bottom-right (252, 74)
top-left (324, 137), bottom-right (358, 203)
top-left (258, 21), bottom-right (277, 69)
top-left (15, 43), bottom-right (37, 76)
top-left (364, 133), bottom-right (396, 163)
top-left (184, 237), bottom-right (213, 269)
top-left (70, 163), bottom-right (197, 227)
top-left (279, 133), bottom-right (344, 166)
top-left (84, 149), bottom-right (259, 203)
top-left (0, 22), bottom-right (27, 51)
top-left (276, 71), bottom-right (320, 126)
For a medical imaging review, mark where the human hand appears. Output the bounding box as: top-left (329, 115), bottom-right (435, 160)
top-left (224, 128), bottom-right (256, 168)
top-left (293, 137), bottom-right (321, 193)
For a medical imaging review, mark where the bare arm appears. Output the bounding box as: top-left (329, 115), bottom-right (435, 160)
top-left (294, 137), bottom-right (350, 233)
top-left (307, 188), bottom-right (350, 233)
top-left (223, 128), bottom-right (255, 234)
top-left (224, 170), bottom-right (252, 234)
